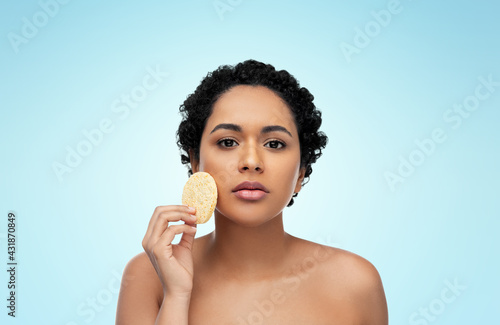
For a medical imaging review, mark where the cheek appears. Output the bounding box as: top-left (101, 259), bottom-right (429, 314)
top-left (199, 149), bottom-right (236, 190)
top-left (270, 155), bottom-right (301, 185)
top-left (212, 168), bottom-right (236, 193)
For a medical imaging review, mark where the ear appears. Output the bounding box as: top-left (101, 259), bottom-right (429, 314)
top-left (189, 149), bottom-right (199, 174)
top-left (293, 167), bottom-right (306, 194)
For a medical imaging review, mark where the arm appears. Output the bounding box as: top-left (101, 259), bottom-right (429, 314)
top-left (116, 205), bottom-right (198, 325)
top-left (155, 294), bottom-right (191, 325)
top-left (115, 252), bottom-right (193, 325)
top-left (346, 254), bottom-right (388, 325)
top-left (358, 262), bottom-right (388, 325)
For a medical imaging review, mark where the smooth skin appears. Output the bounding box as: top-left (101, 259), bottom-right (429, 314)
top-left (116, 85), bottom-right (388, 324)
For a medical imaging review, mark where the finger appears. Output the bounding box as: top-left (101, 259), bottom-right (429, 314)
top-left (178, 224), bottom-right (197, 251)
top-left (144, 206), bottom-right (195, 244)
top-left (155, 207), bottom-right (196, 226)
top-left (144, 206), bottom-right (176, 242)
top-left (150, 209), bottom-right (196, 242)
top-left (154, 224), bottom-right (197, 259)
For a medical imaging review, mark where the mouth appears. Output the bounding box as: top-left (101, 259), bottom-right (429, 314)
top-left (232, 181), bottom-right (269, 201)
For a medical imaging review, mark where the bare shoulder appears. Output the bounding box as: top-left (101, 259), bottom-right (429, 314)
top-left (123, 251), bottom-right (163, 302)
top-left (293, 237), bottom-right (383, 284)
top-left (290, 237), bottom-right (388, 324)
top-left (115, 252), bottom-right (163, 325)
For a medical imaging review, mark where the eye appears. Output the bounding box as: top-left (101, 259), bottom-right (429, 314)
top-left (217, 138), bottom-right (238, 148)
top-left (265, 140), bottom-right (286, 149)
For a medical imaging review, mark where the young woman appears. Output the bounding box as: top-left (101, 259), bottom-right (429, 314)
top-left (116, 60), bottom-right (388, 324)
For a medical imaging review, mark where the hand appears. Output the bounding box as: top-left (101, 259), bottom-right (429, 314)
top-left (142, 205), bottom-right (198, 298)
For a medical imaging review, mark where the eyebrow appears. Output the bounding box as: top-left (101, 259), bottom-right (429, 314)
top-left (209, 123), bottom-right (293, 137)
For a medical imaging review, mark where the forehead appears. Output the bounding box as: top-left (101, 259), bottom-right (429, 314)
top-left (205, 85), bottom-right (297, 134)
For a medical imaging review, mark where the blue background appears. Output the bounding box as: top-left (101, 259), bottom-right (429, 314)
top-left (1, 0), bottom-right (499, 324)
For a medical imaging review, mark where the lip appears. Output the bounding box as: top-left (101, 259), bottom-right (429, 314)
top-left (232, 181), bottom-right (269, 201)
top-left (232, 181), bottom-right (269, 193)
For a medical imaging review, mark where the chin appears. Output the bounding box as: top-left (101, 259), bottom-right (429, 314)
top-left (214, 207), bottom-right (281, 228)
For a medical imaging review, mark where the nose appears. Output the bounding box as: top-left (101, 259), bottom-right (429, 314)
top-left (238, 143), bottom-right (263, 173)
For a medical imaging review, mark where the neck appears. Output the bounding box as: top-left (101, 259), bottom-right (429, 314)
top-left (205, 211), bottom-right (292, 281)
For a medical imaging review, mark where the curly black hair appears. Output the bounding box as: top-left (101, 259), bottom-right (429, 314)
top-left (176, 59), bottom-right (328, 207)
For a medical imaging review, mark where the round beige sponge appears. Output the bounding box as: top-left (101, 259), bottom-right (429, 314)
top-left (182, 172), bottom-right (218, 224)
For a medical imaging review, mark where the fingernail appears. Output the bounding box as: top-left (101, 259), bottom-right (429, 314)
top-left (187, 206), bottom-right (195, 212)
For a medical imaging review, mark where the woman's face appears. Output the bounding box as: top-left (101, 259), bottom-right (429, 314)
top-left (191, 85), bottom-right (305, 227)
